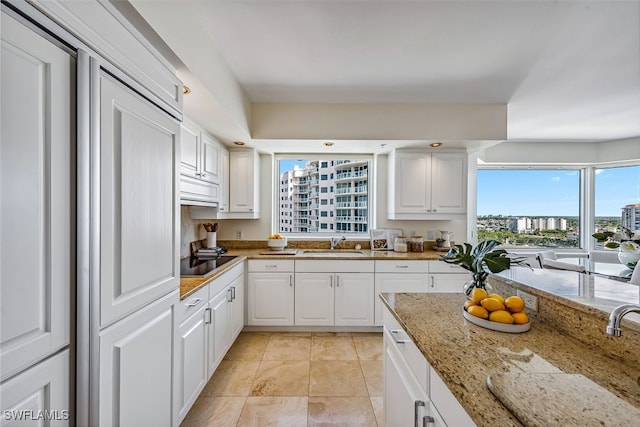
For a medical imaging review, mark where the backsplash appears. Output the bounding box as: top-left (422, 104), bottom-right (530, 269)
top-left (181, 205), bottom-right (203, 258)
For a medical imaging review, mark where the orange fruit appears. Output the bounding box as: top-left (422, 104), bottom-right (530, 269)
top-left (480, 297), bottom-right (505, 312)
top-left (512, 312), bottom-right (529, 325)
top-left (505, 296), bottom-right (526, 313)
top-left (488, 293), bottom-right (505, 305)
top-left (471, 288), bottom-right (488, 303)
top-left (467, 305), bottom-right (489, 319)
top-left (464, 300), bottom-right (478, 311)
top-left (489, 310), bottom-right (515, 324)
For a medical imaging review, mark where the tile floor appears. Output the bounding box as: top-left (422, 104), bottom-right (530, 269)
top-left (180, 332), bottom-right (384, 427)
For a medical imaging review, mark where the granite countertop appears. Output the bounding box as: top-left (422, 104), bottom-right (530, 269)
top-left (380, 292), bottom-right (640, 427)
top-left (180, 255), bottom-right (246, 299)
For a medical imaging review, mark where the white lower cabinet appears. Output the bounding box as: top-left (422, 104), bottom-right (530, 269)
top-left (99, 290), bottom-right (177, 427)
top-left (383, 305), bottom-right (475, 427)
top-left (295, 260), bottom-right (375, 326)
top-left (176, 262), bottom-right (245, 424)
top-left (375, 261), bottom-right (430, 326)
top-left (427, 261), bottom-right (469, 293)
top-left (0, 350), bottom-right (70, 426)
top-left (247, 260), bottom-right (295, 326)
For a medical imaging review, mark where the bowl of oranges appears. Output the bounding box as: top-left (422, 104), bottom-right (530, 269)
top-left (463, 288), bottom-right (530, 333)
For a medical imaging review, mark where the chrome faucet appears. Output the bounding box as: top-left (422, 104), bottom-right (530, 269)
top-left (330, 236), bottom-right (346, 250)
top-left (606, 303), bottom-right (640, 337)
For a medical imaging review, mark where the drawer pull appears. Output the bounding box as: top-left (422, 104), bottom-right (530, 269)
top-left (204, 307), bottom-right (212, 324)
top-left (265, 264), bottom-right (278, 269)
top-left (396, 265), bottom-right (409, 269)
top-left (414, 400), bottom-right (425, 427)
top-left (185, 298), bottom-right (203, 307)
top-left (390, 329), bottom-right (410, 344)
top-left (423, 415), bottom-right (435, 426)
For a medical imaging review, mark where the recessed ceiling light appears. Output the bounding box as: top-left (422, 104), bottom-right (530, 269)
top-left (324, 141), bottom-right (334, 147)
top-left (182, 86), bottom-right (191, 95)
top-left (233, 141), bottom-right (245, 146)
top-left (430, 142), bottom-right (442, 148)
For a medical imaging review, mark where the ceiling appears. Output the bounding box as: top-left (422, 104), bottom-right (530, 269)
top-left (127, 0), bottom-right (640, 153)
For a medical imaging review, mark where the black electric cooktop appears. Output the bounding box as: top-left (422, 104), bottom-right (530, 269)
top-left (180, 256), bottom-right (237, 278)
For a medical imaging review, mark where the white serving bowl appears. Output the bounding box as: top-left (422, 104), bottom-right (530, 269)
top-left (267, 238), bottom-right (287, 251)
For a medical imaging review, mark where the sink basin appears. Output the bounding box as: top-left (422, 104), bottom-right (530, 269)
top-left (301, 250), bottom-right (368, 257)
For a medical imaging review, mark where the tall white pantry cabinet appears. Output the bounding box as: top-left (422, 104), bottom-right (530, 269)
top-left (1, 1), bottom-right (183, 426)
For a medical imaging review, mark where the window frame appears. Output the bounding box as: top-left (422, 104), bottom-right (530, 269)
top-left (273, 153), bottom-right (374, 239)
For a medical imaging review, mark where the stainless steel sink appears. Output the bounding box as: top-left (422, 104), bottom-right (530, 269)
top-left (301, 250), bottom-right (368, 257)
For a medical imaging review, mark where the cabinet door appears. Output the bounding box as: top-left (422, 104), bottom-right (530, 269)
top-left (295, 273), bottom-right (334, 326)
top-left (98, 290), bottom-right (176, 427)
top-left (384, 333), bottom-right (430, 427)
top-left (1, 12), bottom-right (72, 379)
top-left (99, 73), bottom-right (179, 327)
top-left (177, 306), bottom-right (207, 423)
top-left (247, 273), bottom-right (294, 326)
top-left (230, 275), bottom-right (245, 339)
top-left (374, 274), bottom-right (429, 326)
top-left (428, 274), bottom-right (469, 293)
top-left (200, 133), bottom-right (221, 184)
top-left (335, 273), bottom-right (375, 326)
top-left (207, 288), bottom-right (230, 378)
top-left (229, 150), bottom-right (257, 213)
top-left (218, 148), bottom-right (230, 212)
top-left (389, 150), bottom-right (431, 214)
top-left (430, 153), bottom-right (467, 214)
top-left (0, 350), bottom-right (70, 426)
top-left (180, 122), bottom-right (199, 178)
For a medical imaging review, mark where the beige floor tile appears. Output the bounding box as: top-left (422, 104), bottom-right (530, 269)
top-left (250, 360), bottom-right (310, 396)
top-left (237, 396), bottom-right (308, 426)
top-left (201, 360), bottom-right (260, 396)
top-left (308, 396), bottom-right (377, 427)
top-left (360, 360), bottom-right (383, 397)
top-left (370, 396), bottom-right (384, 427)
top-left (311, 336), bottom-right (358, 360)
top-left (179, 396), bottom-right (246, 427)
top-left (263, 335), bottom-right (311, 360)
top-left (224, 332), bottom-right (271, 360)
top-left (309, 360), bottom-right (368, 397)
top-left (353, 336), bottom-right (383, 360)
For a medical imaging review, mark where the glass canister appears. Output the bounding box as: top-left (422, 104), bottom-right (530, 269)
top-left (394, 236), bottom-right (408, 253)
top-left (410, 235), bottom-right (424, 252)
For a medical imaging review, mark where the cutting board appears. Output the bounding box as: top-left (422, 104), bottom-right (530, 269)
top-left (487, 372), bottom-right (640, 427)
top-left (260, 249), bottom-right (298, 255)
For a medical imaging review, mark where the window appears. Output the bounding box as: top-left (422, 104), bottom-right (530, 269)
top-left (276, 157), bottom-right (371, 235)
top-left (595, 165), bottom-right (640, 233)
top-left (477, 169), bottom-right (581, 248)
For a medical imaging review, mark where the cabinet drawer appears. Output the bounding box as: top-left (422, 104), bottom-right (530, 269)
top-left (295, 260), bottom-right (374, 273)
top-left (180, 175), bottom-right (220, 203)
top-left (248, 259), bottom-right (294, 272)
top-left (178, 285), bottom-right (208, 322)
top-left (428, 261), bottom-right (466, 274)
top-left (376, 260), bottom-right (429, 273)
top-left (383, 307), bottom-right (428, 392)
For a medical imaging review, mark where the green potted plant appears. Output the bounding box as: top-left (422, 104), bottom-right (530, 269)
top-left (441, 240), bottom-right (530, 296)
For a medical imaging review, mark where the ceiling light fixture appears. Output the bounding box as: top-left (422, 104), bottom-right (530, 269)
top-left (430, 142), bottom-right (443, 148)
top-left (182, 85), bottom-right (191, 95)
top-left (324, 141), bottom-right (334, 147)
top-left (233, 141), bottom-right (245, 146)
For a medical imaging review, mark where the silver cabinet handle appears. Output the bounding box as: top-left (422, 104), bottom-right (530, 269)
top-left (336, 275), bottom-right (340, 287)
top-left (201, 173), bottom-right (207, 178)
top-left (186, 297), bottom-right (203, 307)
top-left (396, 265), bottom-right (409, 269)
top-left (205, 307), bottom-right (212, 324)
top-left (227, 288), bottom-right (233, 302)
top-left (423, 415), bottom-right (435, 427)
top-left (330, 276), bottom-right (333, 287)
top-left (430, 276), bottom-right (435, 288)
top-left (265, 264), bottom-right (278, 269)
top-left (390, 329), bottom-right (410, 344)
top-left (414, 400), bottom-right (425, 427)
top-left (289, 275), bottom-right (293, 287)
top-left (231, 286), bottom-right (236, 300)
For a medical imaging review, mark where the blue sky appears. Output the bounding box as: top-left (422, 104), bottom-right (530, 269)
top-left (279, 159), bottom-right (309, 174)
top-left (478, 166), bottom-right (640, 217)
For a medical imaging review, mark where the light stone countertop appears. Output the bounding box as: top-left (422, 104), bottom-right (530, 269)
top-left (380, 291), bottom-right (640, 427)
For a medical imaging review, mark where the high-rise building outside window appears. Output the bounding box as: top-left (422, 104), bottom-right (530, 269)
top-left (277, 158), bottom-right (370, 235)
top-left (595, 165), bottom-right (640, 233)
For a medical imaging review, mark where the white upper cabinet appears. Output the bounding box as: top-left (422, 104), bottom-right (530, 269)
top-left (1, 12), bottom-right (71, 380)
top-left (179, 120), bottom-right (227, 206)
top-left (228, 149), bottom-right (260, 218)
top-left (388, 149), bottom-right (467, 219)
